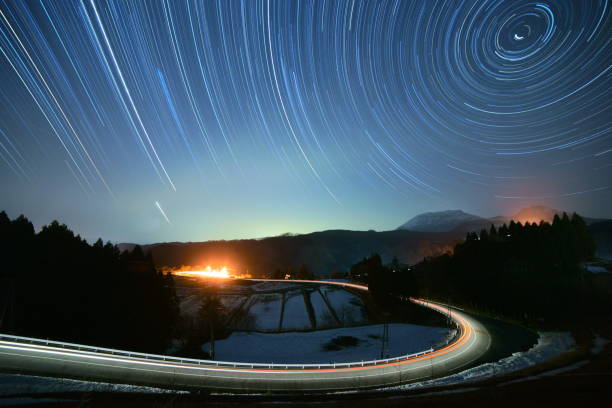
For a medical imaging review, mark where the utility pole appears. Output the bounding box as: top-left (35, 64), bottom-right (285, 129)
top-left (380, 323), bottom-right (389, 359)
top-left (209, 316), bottom-right (215, 360)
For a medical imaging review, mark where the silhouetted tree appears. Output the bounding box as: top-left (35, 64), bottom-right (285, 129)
top-left (294, 264), bottom-right (313, 280)
top-left (372, 213), bottom-right (603, 325)
top-left (0, 212), bottom-right (178, 353)
top-left (183, 293), bottom-right (228, 359)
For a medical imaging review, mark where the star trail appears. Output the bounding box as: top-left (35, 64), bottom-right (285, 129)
top-left (0, 0), bottom-right (610, 242)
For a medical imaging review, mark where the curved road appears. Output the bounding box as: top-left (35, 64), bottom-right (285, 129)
top-left (0, 280), bottom-right (490, 393)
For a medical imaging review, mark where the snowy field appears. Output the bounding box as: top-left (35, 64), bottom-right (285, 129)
top-left (310, 290), bottom-right (338, 329)
top-left (202, 323), bottom-right (453, 364)
top-left (178, 293), bottom-right (201, 316)
top-left (585, 264), bottom-right (610, 273)
top-left (321, 286), bottom-right (368, 325)
top-left (175, 281), bottom-right (370, 332)
top-left (281, 291), bottom-right (311, 330)
top-left (218, 294), bottom-right (247, 313)
top-left (225, 286), bottom-right (369, 332)
top-left (246, 294), bottom-right (282, 331)
top-left (582, 261), bottom-right (611, 274)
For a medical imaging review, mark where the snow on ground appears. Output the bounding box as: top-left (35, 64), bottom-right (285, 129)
top-left (230, 286), bottom-right (370, 332)
top-left (0, 373), bottom-right (183, 396)
top-left (281, 291), bottom-right (312, 331)
top-left (582, 261), bottom-right (611, 274)
top-left (591, 335), bottom-right (610, 354)
top-left (247, 294), bottom-right (282, 331)
top-left (383, 331), bottom-right (575, 391)
top-left (218, 295), bottom-right (247, 313)
top-left (585, 265), bottom-right (610, 273)
top-left (310, 290), bottom-right (338, 329)
top-left (202, 323), bottom-right (452, 364)
top-left (176, 281), bottom-right (370, 333)
top-left (322, 287), bottom-right (368, 325)
top-left (178, 294), bottom-right (201, 316)
top-left (249, 281), bottom-right (302, 292)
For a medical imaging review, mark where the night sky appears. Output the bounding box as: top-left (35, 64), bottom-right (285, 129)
top-left (0, 0), bottom-right (610, 243)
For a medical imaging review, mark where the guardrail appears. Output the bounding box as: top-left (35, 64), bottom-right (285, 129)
top-left (0, 332), bottom-right (434, 370)
top-left (1, 289), bottom-right (464, 372)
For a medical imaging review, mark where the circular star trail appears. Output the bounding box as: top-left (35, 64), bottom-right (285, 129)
top-left (0, 0), bottom-right (610, 241)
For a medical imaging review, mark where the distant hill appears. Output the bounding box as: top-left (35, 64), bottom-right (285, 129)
top-left (117, 243), bottom-right (137, 253)
top-left (126, 229), bottom-right (462, 278)
top-left (396, 210), bottom-right (485, 232)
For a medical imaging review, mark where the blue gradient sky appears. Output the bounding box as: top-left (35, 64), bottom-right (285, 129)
top-left (0, 0), bottom-right (610, 243)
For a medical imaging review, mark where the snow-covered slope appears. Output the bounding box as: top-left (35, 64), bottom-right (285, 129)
top-left (397, 210), bottom-right (485, 232)
top-left (177, 282), bottom-right (372, 333)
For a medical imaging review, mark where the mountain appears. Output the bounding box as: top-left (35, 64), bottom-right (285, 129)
top-left (396, 210), bottom-right (485, 233)
top-left (395, 206), bottom-right (610, 259)
top-left (397, 206), bottom-right (609, 234)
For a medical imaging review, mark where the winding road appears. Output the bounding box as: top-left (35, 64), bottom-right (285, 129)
top-left (0, 280), bottom-right (491, 393)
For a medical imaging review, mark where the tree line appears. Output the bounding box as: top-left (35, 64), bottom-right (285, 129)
top-left (269, 264), bottom-right (315, 280)
top-left (0, 212), bottom-right (178, 353)
top-left (349, 254), bottom-right (419, 307)
top-left (353, 213), bottom-right (609, 327)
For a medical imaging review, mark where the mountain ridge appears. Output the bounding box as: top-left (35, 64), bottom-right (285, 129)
top-left (397, 205), bottom-right (609, 233)
top-left (396, 210), bottom-right (485, 233)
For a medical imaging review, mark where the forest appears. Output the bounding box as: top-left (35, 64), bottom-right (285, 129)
top-left (0, 212), bottom-right (178, 353)
top-left (357, 213), bottom-right (611, 327)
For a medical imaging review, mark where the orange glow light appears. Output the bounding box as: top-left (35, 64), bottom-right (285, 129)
top-left (174, 265), bottom-right (230, 279)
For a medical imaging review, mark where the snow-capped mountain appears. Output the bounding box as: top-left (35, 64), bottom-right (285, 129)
top-left (397, 206), bottom-right (609, 234)
top-left (396, 210), bottom-right (485, 233)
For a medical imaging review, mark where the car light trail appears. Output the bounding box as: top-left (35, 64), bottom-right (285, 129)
top-left (0, 280), bottom-right (490, 391)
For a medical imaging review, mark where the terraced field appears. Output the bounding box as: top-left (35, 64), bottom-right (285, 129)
top-left (176, 279), bottom-right (371, 333)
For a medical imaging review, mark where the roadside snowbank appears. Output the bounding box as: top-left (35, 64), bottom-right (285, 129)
top-left (387, 331), bottom-right (575, 390)
top-left (0, 373), bottom-right (182, 396)
top-left (591, 335), bottom-right (610, 354)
